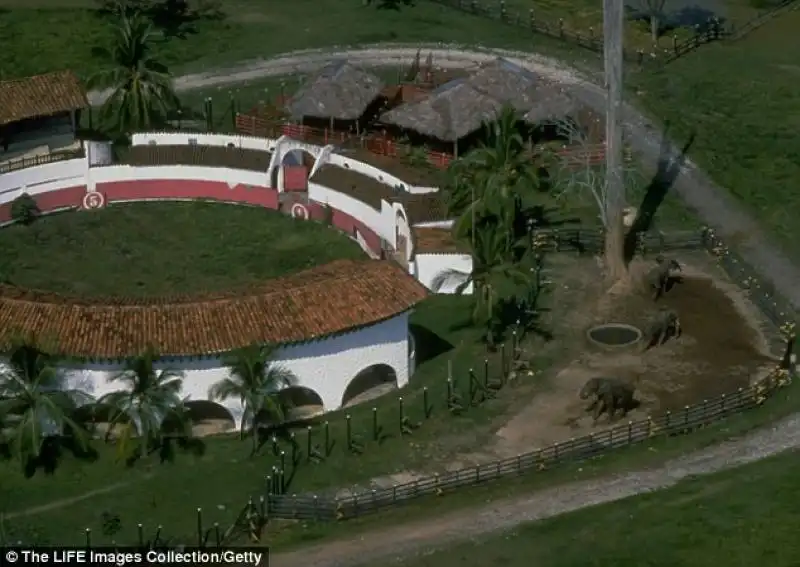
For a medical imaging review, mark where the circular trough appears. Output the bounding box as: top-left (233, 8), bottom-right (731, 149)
top-left (586, 323), bottom-right (643, 349)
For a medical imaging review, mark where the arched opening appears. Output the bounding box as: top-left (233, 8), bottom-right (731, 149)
top-left (277, 386), bottom-right (325, 423)
top-left (73, 402), bottom-right (131, 440)
top-left (341, 363), bottom-right (399, 407)
top-left (271, 147), bottom-right (316, 191)
top-left (183, 400), bottom-right (236, 437)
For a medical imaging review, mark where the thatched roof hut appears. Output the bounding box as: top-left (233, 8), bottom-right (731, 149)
top-left (464, 58), bottom-right (542, 112)
top-left (522, 86), bottom-right (581, 124)
top-left (285, 60), bottom-right (385, 121)
top-left (379, 79), bottom-right (504, 142)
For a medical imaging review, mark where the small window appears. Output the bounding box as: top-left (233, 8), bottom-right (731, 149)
top-left (188, 138), bottom-right (198, 146)
top-left (148, 140), bottom-right (157, 146)
top-left (343, 163), bottom-right (350, 169)
top-left (227, 143), bottom-right (235, 149)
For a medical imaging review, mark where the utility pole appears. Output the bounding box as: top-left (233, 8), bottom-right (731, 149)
top-left (602, 0), bottom-right (627, 281)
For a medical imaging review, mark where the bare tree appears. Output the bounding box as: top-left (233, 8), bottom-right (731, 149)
top-left (550, 118), bottom-right (641, 228)
top-left (603, 0), bottom-right (627, 282)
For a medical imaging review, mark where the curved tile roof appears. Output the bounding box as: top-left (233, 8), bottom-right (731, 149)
top-left (0, 260), bottom-right (428, 360)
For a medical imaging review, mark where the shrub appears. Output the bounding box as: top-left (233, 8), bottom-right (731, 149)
top-left (10, 193), bottom-right (40, 226)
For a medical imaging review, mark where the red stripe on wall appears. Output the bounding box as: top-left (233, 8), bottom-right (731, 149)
top-left (98, 180), bottom-right (278, 209)
top-left (0, 185), bottom-right (87, 223)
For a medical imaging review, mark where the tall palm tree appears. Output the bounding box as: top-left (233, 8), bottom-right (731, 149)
top-left (0, 338), bottom-right (91, 469)
top-left (98, 345), bottom-right (187, 462)
top-left (447, 106), bottom-right (544, 248)
top-left (209, 344), bottom-right (297, 454)
top-left (89, 12), bottom-right (179, 136)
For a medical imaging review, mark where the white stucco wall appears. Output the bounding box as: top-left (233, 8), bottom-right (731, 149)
top-left (414, 253), bottom-right (474, 295)
top-left (55, 313), bottom-right (412, 431)
top-left (1, 132), bottom-right (465, 294)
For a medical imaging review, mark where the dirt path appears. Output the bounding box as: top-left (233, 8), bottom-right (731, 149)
top-left (89, 44), bottom-right (800, 309)
top-left (271, 413), bottom-right (800, 567)
top-left (3, 482), bottom-right (130, 520)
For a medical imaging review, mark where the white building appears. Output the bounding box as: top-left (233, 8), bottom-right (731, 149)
top-left (0, 130), bottom-right (477, 431)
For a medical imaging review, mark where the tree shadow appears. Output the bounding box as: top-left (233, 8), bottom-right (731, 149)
top-left (624, 124), bottom-right (695, 262)
top-left (373, 0), bottom-right (415, 10)
top-left (410, 323), bottom-right (454, 364)
top-left (94, 0), bottom-right (226, 39)
top-left (23, 435), bottom-right (99, 478)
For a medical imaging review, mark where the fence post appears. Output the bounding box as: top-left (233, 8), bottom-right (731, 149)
top-left (85, 528), bottom-right (91, 548)
top-left (484, 358), bottom-right (490, 388)
top-left (499, 0), bottom-right (507, 20)
top-left (306, 426), bottom-right (312, 462)
top-left (313, 495), bottom-right (319, 521)
top-left (373, 407), bottom-right (379, 441)
top-left (517, 454), bottom-right (522, 472)
top-left (196, 508), bottom-right (203, 547)
top-left (529, 8), bottom-right (534, 29)
top-left (627, 421), bottom-right (633, 444)
top-left (720, 393), bottom-right (726, 415)
top-left (558, 18), bottom-right (564, 37)
top-left (324, 421), bottom-right (330, 456)
top-left (423, 387), bottom-right (430, 418)
top-left (684, 405), bottom-right (690, 429)
top-left (672, 34), bottom-right (678, 54)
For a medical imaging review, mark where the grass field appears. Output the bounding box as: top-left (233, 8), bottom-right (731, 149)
top-left (0, 294), bottom-right (541, 545)
top-left (0, 0), bottom-right (601, 80)
top-left (631, 9), bottom-right (800, 257)
top-left (389, 448), bottom-right (800, 567)
top-left (0, 201), bottom-right (364, 296)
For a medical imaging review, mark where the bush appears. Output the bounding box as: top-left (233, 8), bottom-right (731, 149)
top-left (10, 193), bottom-right (40, 226)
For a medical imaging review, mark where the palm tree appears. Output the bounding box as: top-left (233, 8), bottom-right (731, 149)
top-left (431, 224), bottom-right (539, 346)
top-left (98, 345), bottom-right (187, 462)
top-left (209, 344), bottom-right (297, 454)
top-left (89, 12), bottom-right (179, 136)
top-left (0, 337), bottom-right (92, 470)
top-left (447, 107), bottom-right (544, 243)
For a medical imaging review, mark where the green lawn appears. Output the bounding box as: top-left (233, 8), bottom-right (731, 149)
top-left (631, 10), bottom-right (800, 258)
top-left (0, 201), bottom-right (363, 297)
top-left (390, 448), bottom-right (800, 567)
top-left (0, 294), bottom-right (537, 545)
top-left (0, 0), bottom-right (600, 80)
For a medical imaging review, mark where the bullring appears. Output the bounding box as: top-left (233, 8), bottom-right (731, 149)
top-left (0, 131), bottom-right (468, 430)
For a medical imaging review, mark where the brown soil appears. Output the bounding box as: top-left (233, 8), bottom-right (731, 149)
top-left (489, 255), bottom-right (776, 455)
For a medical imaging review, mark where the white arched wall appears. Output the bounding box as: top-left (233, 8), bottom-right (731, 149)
top-left (0, 132), bottom-right (468, 291)
top-left (53, 312), bottom-right (410, 432)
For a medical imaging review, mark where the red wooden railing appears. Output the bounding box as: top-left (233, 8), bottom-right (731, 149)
top-left (235, 114), bottom-right (621, 170)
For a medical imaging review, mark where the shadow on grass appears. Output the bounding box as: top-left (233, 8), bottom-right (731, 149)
top-left (22, 436), bottom-right (99, 479)
top-left (410, 323), bottom-right (454, 365)
top-left (624, 123), bottom-right (696, 262)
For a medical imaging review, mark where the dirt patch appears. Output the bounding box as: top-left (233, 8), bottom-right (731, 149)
top-left (490, 254), bottom-right (776, 455)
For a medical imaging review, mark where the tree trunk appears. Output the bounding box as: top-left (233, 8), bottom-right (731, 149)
top-left (603, 0), bottom-right (627, 282)
top-left (650, 15), bottom-right (659, 43)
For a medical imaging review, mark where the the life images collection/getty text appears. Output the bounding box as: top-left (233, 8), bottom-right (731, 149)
top-left (2, 546), bottom-right (269, 567)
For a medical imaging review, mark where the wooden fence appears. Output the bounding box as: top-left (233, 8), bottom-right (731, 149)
top-left (235, 114), bottom-right (623, 169)
top-left (0, 148), bottom-right (85, 175)
top-left (425, 0), bottom-right (729, 68)
top-left (262, 226), bottom-right (796, 522)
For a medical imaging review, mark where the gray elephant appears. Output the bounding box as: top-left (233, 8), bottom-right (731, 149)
top-left (579, 377), bottom-right (636, 423)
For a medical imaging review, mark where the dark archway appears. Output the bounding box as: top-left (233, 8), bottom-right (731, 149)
top-left (184, 400), bottom-right (235, 436)
top-left (277, 385), bottom-right (325, 422)
top-left (270, 147), bottom-right (317, 190)
top-left (341, 363), bottom-right (398, 407)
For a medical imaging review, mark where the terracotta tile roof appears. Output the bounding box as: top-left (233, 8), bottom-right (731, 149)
top-left (0, 71), bottom-right (88, 126)
top-left (0, 260), bottom-right (428, 360)
top-left (413, 227), bottom-right (468, 254)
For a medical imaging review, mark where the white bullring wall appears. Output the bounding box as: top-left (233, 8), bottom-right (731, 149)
top-left (0, 133), bottom-right (477, 425)
top-left (0, 134), bottom-right (472, 292)
top-left (52, 313), bottom-right (412, 431)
